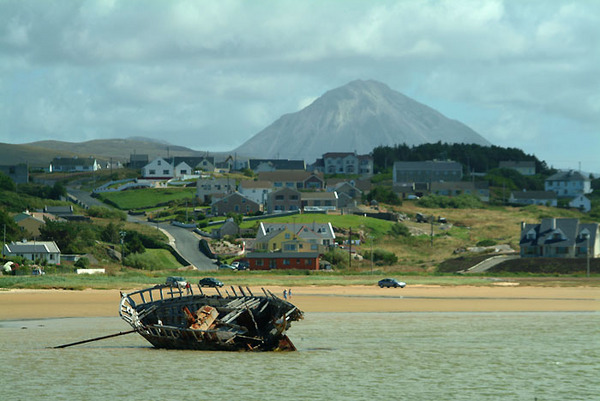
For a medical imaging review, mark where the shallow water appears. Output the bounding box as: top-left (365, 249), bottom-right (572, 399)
top-left (1, 312), bottom-right (598, 400)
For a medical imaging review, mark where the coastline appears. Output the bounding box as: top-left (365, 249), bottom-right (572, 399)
top-left (1, 285), bottom-right (598, 320)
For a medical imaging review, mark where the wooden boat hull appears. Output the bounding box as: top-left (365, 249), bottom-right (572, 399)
top-left (120, 285), bottom-right (303, 351)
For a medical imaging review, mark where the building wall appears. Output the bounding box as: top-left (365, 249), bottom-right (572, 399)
top-left (247, 255), bottom-right (319, 270)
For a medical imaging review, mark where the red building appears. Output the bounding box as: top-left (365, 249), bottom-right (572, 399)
top-left (245, 252), bottom-right (320, 270)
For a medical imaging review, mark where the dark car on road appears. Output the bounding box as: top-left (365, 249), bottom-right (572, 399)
top-left (378, 278), bottom-right (406, 288)
top-left (198, 277), bottom-right (224, 287)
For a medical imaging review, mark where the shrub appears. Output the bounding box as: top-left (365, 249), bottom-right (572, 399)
top-left (363, 249), bottom-right (398, 265)
top-left (74, 257), bottom-right (90, 268)
top-left (476, 239), bottom-right (497, 247)
top-left (389, 223), bottom-right (410, 237)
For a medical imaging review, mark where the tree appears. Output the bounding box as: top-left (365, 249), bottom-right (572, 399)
top-left (0, 172), bottom-right (16, 191)
top-left (0, 208), bottom-right (20, 242)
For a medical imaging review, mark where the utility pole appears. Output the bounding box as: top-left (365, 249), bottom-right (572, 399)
top-left (348, 227), bottom-right (352, 269)
top-left (587, 235), bottom-right (590, 278)
top-left (430, 216), bottom-right (434, 247)
top-left (370, 235), bottom-right (374, 275)
top-left (120, 231), bottom-right (126, 265)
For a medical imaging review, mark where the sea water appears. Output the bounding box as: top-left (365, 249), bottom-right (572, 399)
top-left (1, 312), bottom-right (598, 400)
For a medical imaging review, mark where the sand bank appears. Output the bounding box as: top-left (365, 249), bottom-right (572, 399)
top-left (0, 285), bottom-right (598, 320)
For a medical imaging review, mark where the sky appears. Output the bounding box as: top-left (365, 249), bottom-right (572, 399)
top-left (1, 0), bottom-right (599, 173)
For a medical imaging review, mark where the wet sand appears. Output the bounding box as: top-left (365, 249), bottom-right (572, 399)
top-left (0, 285), bottom-right (598, 320)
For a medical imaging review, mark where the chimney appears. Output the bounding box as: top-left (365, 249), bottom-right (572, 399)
top-left (520, 221), bottom-right (525, 231)
top-left (551, 218), bottom-right (556, 230)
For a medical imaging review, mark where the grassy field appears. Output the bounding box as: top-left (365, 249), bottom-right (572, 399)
top-left (1, 270), bottom-right (598, 291)
top-left (96, 187), bottom-right (197, 210)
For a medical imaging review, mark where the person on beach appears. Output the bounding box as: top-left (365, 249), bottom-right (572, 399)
top-left (288, 289), bottom-right (292, 298)
top-left (283, 289), bottom-right (287, 300)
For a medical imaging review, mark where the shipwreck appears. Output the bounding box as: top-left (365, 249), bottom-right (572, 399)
top-left (119, 284), bottom-right (303, 351)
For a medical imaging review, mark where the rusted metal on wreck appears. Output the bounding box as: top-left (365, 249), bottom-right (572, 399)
top-left (119, 284), bottom-right (303, 351)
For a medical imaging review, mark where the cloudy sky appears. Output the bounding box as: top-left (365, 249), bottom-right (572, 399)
top-left (1, 0), bottom-right (599, 172)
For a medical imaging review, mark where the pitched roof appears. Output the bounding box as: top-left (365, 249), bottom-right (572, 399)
top-left (249, 159), bottom-right (305, 170)
top-left (4, 241), bottom-right (61, 253)
top-left (511, 191), bottom-right (556, 200)
top-left (520, 218), bottom-right (597, 247)
top-left (546, 170), bottom-right (590, 182)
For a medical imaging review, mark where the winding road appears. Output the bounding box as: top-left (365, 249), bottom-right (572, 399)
top-left (68, 188), bottom-right (216, 271)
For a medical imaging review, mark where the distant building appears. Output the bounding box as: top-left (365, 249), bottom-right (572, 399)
top-left (210, 192), bottom-right (261, 216)
top-left (499, 161), bottom-right (536, 176)
top-left (196, 177), bottom-right (235, 203)
top-left (393, 161), bottom-right (463, 185)
top-left (129, 154), bottom-right (149, 169)
top-left (238, 180), bottom-right (273, 206)
top-left (430, 181), bottom-right (490, 202)
top-left (509, 191), bottom-right (557, 207)
top-left (258, 170), bottom-right (324, 190)
top-left (266, 188), bottom-right (302, 213)
top-left (245, 251), bottom-right (320, 270)
top-left (545, 170), bottom-right (592, 198)
top-left (50, 157), bottom-right (98, 173)
top-left (0, 164), bottom-right (29, 184)
top-left (320, 152), bottom-right (373, 177)
top-left (249, 159), bottom-right (306, 172)
top-left (519, 218), bottom-right (599, 258)
top-left (2, 240), bottom-right (61, 264)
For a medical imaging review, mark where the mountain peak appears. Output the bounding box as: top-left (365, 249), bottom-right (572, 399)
top-left (234, 80), bottom-right (490, 162)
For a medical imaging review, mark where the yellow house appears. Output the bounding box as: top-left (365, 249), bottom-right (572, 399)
top-left (254, 228), bottom-right (296, 252)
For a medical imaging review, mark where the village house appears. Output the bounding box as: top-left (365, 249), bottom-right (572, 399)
top-left (238, 180), bottom-right (273, 206)
top-left (318, 152), bottom-right (374, 177)
top-left (128, 154), bottom-right (149, 169)
top-left (519, 218), bottom-right (599, 258)
top-left (266, 188), bottom-right (302, 213)
top-left (544, 170), bottom-right (592, 198)
top-left (0, 164), bottom-right (29, 184)
top-left (2, 240), bottom-right (61, 264)
top-left (569, 195), bottom-right (592, 213)
top-left (50, 157), bottom-right (99, 173)
top-left (210, 192), bottom-right (261, 216)
top-left (249, 159), bottom-right (306, 172)
top-left (499, 161), bottom-right (536, 176)
top-left (257, 222), bottom-right (335, 248)
top-left (301, 191), bottom-right (338, 211)
top-left (509, 191), bottom-right (557, 207)
top-left (13, 211), bottom-right (65, 238)
top-left (196, 177), bottom-right (235, 203)
top-left (244, 251), bottom-right (320, 270)
top-left (393, 160), bottom-right (463, 185)
top-left (258, 170), bottom-right (324, 190)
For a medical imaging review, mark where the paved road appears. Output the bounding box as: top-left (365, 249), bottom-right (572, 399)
top-left (68, 188), bottom-right (216, 271)
top-left (463, 254), bottom-right (520, 273)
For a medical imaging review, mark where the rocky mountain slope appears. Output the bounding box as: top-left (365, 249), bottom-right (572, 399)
top-left (234, 79), bottom-right (490, 163)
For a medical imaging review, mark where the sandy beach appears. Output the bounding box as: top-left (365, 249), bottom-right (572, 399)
top-left (1, 285), bottom-right (598, 320)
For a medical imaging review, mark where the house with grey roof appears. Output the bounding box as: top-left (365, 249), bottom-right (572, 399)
top-left (210, 192), bottom-right (261, 216)
top-left (257, 222), bottom-right (335, 247)
top-left (249, 159), bottom-right (306, 172)
top-left (393, 160), bottom-right (463, 185)
top-left (545, 170), bottom-right (592, 198)
top-left (509, 191), bottom-right (557, 207)
top-left (258, 170), bottom-right (324, 190)
top-left (569, 195), bottom-right (591, 213)
top-left (301, 191), bottom-right (338, 211)
top-left (266, 188), bottom-right (302, 213)
top-left (196, 177), bottom-right (235, 203)
top-left (519, 218), bottom-right (599, 258)
top-left (2, 240), bottom-right (61, 264)
top-left (50, 157), bottom-right (99, 173)
top-left (321, 152), bottom-right (373, 177)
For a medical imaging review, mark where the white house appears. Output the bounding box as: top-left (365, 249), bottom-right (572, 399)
top-left (3, 240), bottom-right (61, 264)
top-left (323, 152), bottom-right (373, 177)
top-left (239, 180), bottom-right (273, 206)
top-left (545, 170), bottom-right (592, 198)
top-left (141, 157), bottom-right (173, 179)
top-left (569, 195), bottom-right (592, 212)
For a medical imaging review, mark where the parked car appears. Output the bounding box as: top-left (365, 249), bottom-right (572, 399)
top-left (232, 261), bottom-right (249, 271)
top-left (166, 276), bottom-right (188, 288)
top-left (198, 277), bottom-right (224, 288)
top-left (218, 264), bottom-right (237, 271)
top-left (378, 278), bottom-right (406, 288)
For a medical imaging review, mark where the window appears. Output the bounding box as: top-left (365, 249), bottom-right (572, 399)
top-left (149, 169), bottom-right (156, 175)
top-left (256, 259), bottom-right (264, 266)
top-left (157, 160), bottom-right (161, 165)
top-left (276, 195), bottom-right (284, 200)
top-left (283, 259), bottom-right (290, 265)
top-left (285, 233), bottom-right (291, 239)
top-left (163, 170), bottom-right (170, 175)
